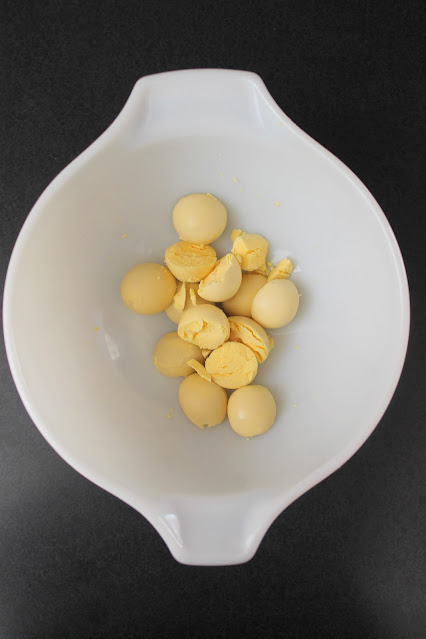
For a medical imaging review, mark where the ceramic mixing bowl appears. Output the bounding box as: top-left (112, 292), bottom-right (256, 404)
top-left (3, 69), bottom-right (409, 565)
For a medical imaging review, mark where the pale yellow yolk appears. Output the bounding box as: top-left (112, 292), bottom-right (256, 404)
top-left (205, 342), bottom-right (258, 389)
top-left (251, 279), bottom-right (300, 329)
top-left (268, 258), bottom-right (293, 281)
top-left (121, 263), bottom-right (176, 315)
top-left (153, 332), bottom-right (204, 377)
top-left (178, 304), bottom-right (230, 350)
top-left (227, 385), bottom-right (276, 437)
top-left (165, 282), bottom-right (205, 324)
top-left (231, 231), bottom-right (269, 271)
top-left (179, 374), bottom-right (228, 428)
top-left (222, 273), bottom-right (267, 318)
top-left (173, 281), bottom-right (187, 310)
top-left (228, 316), bottom-right (271, 363)
top-left (187, 359), bottom-right (211, 381)
top-left (198, 253), bottom-right (242, 302)
top-left (231, 228), bottom-right (243, 242)
top-left (172, 193), bottom-right (227, 245)
top-left (165, 241), bottom-right (217, 282)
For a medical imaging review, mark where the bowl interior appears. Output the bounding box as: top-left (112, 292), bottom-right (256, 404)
top-left (6, 131), bottom-right (407, 500)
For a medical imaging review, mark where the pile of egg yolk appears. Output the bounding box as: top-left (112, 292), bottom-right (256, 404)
top-left (120, 193), bottom-right (300, 436)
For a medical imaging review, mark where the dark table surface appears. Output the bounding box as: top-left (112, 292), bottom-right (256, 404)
top-left (1, 2), bottom-right (425, 638)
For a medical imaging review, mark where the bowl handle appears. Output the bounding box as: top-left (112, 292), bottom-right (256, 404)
top-left (104, 69), bottom-right (286, 147)
top-left (152, 495), bottom-right (274, 566)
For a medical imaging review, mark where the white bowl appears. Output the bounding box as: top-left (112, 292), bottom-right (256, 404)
top-left (3, 69), bottom-right (409, 565)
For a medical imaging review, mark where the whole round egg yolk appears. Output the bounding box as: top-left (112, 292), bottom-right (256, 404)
top-left (121, 263), bottom-right (176, 314)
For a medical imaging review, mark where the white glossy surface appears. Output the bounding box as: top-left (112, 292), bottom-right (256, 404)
top-left (3, 69), bottom-right (410, 565)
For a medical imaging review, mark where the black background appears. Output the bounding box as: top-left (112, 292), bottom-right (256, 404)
top-left (1, 1), bottom-right (425, 638)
